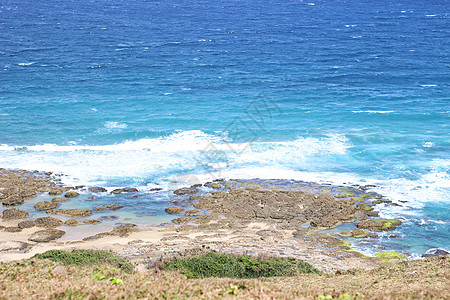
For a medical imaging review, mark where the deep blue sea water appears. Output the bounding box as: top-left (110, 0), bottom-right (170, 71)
top-left (1, 0), bottom-right (449, 256)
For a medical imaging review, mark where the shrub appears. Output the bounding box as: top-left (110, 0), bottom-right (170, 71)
top-left (34, 249), bottom-right (134, 273)
top-left (163, 251), bottom-right (319, 279)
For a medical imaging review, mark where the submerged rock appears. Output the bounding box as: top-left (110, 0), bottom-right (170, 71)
top-left (35, 216), bottom-right (63, 228)
top-left (165, 207), bottom-right (185, 214)
top-left (337, 229), bottom-right (377, 238)
top-left (34, 201), bottom-right (58, 211)
top-left (1, 208), bottom-right (29, 221)
top-left (28, 229), bottom-right (65, 242)
top-left (46, 208), bottom-right (92, 217)
top-left (94, 206), bottom-right (108, 212)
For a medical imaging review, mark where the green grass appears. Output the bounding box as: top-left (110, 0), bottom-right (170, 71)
top-left (163, 251), bottom-right (319, 279)
top-left (34, 249), bottom-right (134, 273)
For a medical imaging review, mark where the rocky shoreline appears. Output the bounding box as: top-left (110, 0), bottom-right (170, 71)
top-left (0, 168), bottom-right (445, 273)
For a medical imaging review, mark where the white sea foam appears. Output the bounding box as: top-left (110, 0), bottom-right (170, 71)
top-left (0, 130), bottom-right (448, 209)
top-left (420, 84), bottom-right (437, 87)
top-left (352, 110), bottom-right (394, 114)
top-left (17, 62), bottom-right (35, 66)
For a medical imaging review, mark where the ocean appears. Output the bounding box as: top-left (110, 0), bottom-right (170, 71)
top-left (0, 0), bottom-right (449, 256)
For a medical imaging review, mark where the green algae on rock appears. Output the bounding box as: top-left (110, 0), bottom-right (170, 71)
top-left (356, 219), bottom-right (402, 232)
top-left (375, 251), bottom-right (407, 261)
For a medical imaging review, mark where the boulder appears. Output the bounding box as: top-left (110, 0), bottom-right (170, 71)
top-left (422, 248), bottom-right (450, 258)
top-left (35, 216), bottom-right (63, 228)
top-left (34, 201), bottom-right (58, 211)
top-left (17, 220), bottom-right (36, 229)
top-left (165, 207), bottom-right (184, 214)
top-left (48, 188), bottom-right (64, 196)
top-left (0, 241), bottom-right (28, 252)
top-left (1, 208), bottom-right (29, 221)
top-left (64, 191), bottom-right (79, 198)
top-left (51, 197), bottom-right (67, 203)
top-left (107, 204), bottom-right (123, 211)
top-left (28, 229), bottom-right (65, 242)
top-left (46, 209), bottom-right (92, 217)
top-left (88, 186), bottom-right (107, 193)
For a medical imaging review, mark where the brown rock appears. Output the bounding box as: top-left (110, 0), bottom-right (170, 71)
top-left (64, 191), bottom-right (79, 198)
top-left (17, 220), bottom-right (36, 229)
top-left (174, 188), bottom-right (199, 195)
top-left (1, 208), bottom-right (29, 221)
top-left (46, 209), bottom-right (92, 217)
top-left (51, 197), bottom-right (67, 203)
top-left (83, 219), bottom-right (101, 224)
top-left (107, 204), bottom-right (123, 211)
top-left (34, 201), bottom-right (58, 211)
top-left (49, 188), bottom-right (64, 196)
top-left (28, 229), bottom-right (65, 242)
top-left (88, 186), bottom-right (107, 193)
top-left (35, 216), bottom-right (63, 228)
top-left (94, 206), bottom-right (108, 212)
top-left (111, 224), bottom-right (139, 237)
top-left (4, 227), bottom-right (22, 233)
top-left (185, 210), bottom-right (201, 216)
top-left (110, 187), bottom-right (138, 194)
top-left (64, 219), bottom-right (79, 226)
top-left (165, 207), bottom-right (185, 214)
top-left (173, 216), bottom-right (194, 224)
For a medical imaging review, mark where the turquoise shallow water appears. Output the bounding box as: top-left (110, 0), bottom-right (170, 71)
top-left (0, 0), bottom-right (449, 256)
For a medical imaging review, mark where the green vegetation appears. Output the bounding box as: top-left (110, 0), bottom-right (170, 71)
top-left (163, 251), bottom-right (319, 279)
top-left (34, 249), bottom-right (134, 273)
top-left (375, 251), bottom-right (407, 261)
top-left (0, 255), bottom-right (448, 299)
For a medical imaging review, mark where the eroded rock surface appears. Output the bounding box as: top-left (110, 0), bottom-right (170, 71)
top-left (28, 229), bottom-right (65, 242)
top-left (34, 201), bottom-right (58, 211)
top-left (46, 209), bottom-right (92, 217)
top-left (1, 208), bottom-right (29, 221)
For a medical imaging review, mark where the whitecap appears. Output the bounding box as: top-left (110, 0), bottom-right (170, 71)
top-left (18, 62), bottom-right (35, 66)
top-left (423, 142), bottom-right (433, 148)
top-left (352, 110), bottom-right (394, 114)
top-left (104, 121), bottom-right (127, 129)
top-left (420, 84), bottom-right (437, 87)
